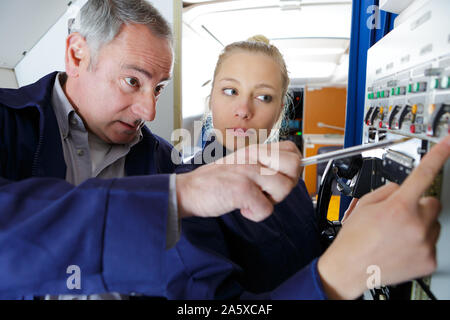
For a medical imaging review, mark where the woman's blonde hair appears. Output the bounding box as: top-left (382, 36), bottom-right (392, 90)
top-left (206, 35), bottom-right (291, 142)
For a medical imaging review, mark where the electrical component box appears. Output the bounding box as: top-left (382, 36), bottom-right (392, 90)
top-left (364, 0), bottom-right (450, 143)
top-left (363, 0), bottom-right (450, 299)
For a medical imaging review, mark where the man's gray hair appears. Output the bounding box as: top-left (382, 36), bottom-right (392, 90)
top-left (70, 0), bottom-right (173, 67)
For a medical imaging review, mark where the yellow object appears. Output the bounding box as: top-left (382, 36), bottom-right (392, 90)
top-left (412, 104), bottom-right (417, 114)
top-left (429, 104), bottom-right (436, 114)
top-left (327, 195), bottom-right (341, 221)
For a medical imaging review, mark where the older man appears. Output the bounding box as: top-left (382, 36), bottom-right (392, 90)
top-left (0, 0), bottom-right (302, 299)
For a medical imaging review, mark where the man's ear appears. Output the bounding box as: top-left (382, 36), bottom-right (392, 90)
top-left (65, 32), bottom-right (89, 77)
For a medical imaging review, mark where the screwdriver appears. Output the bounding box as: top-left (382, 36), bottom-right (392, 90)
top-left (299, 137), bottom-right (412, 167)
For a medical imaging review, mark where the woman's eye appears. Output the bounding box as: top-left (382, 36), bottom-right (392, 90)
top-left (223, 88), bottom-right (237, 96)
top-left (125, 77), bottom-right (139, 87)
top-left (155, 85), bottom-right (165, 96)
top-left (256, 95), bottom-right (273, 103)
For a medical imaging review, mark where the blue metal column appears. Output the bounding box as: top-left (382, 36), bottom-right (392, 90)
top-left (340, 0), bottom-right (396, 217)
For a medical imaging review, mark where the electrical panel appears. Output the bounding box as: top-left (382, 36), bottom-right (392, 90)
top-left (363, 0), bottom-right (450, 299)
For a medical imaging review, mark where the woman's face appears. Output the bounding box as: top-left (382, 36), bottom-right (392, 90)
top-left (210, 51), bottom-right (284, 151)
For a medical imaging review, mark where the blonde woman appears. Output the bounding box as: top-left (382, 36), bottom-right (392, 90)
top-left (170, 36), bottom-right (322, 297)
top-left (166, 35), bottom-right (448, 300)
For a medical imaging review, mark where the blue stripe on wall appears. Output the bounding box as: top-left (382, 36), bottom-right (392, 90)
top-left (340, 0), bottom-right (397, 217)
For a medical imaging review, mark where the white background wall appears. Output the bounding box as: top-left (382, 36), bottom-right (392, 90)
top-left (13, 0), bottom-right (177, 142)
top-left (0, 68), bottom-right (18, 88)
top-left (143, 1), bottom-right (176, 143)
top-left (14, 0), bottom-right (87, 86)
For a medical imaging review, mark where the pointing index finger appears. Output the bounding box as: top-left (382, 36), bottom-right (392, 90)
top-left (396, 135), bottom-right (450, 202)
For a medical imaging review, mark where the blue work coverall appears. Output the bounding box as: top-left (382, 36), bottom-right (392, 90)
top-left (0, 72), bottom-right (175, 299)
top-left (165, 138), bottom-right (328, 299)
top-left (0, 73), bottom-right (328, 299)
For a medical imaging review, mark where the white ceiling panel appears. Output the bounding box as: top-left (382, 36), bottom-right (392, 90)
top-left (184, 0), bottom-right (352, 43)
top-left (189, 5), bottom-right (351, 45)
top-left (0, 0), bottom-right (72, 68)
top-left (183, 0), bottom-right (351, 84)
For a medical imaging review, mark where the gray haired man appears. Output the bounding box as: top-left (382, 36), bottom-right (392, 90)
top-left (0, 0), bottom-right (447, 301)
top-left (0, 0), bottom-right (303, 299)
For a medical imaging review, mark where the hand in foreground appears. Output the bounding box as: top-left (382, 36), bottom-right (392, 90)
top-left (318, 135), bottom-right (450, 299)
top-left (176, 141), bottom-right (302, 222)
top-left (341, 198), bottom-right (359, 224)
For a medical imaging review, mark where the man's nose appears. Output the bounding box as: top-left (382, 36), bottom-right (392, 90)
top-left (234, 98), bottom-right (253, 120)
top-left (131, 93), bottom-right (156, 121)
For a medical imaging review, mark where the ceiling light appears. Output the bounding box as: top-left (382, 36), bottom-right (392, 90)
top-left (283, 47), bottom-right (347, 56)
top-left (184, 0), bottom-right (228, 3)
top-left (279, 0), bottom-right (302, 10)
top-left (287, 61), bottom-right (337, 79)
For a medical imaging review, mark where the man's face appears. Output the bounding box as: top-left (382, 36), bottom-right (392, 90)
top-left (70, 24), bottom-right (173, 144)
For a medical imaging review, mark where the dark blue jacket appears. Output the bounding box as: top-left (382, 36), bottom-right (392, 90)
top-left (0, 73), bottom-right (328, 300)
top-left (0, 72), bottom-right (176, 299)
top-left (166, 138), bottom-right (328, 299)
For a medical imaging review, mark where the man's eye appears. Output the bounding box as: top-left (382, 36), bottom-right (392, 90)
top-left (223, 88), bottom-right (237, 96)
top-left (125, 77), bottom-right (139, 87)
top-left (256, 95), bottom-right (273, 103)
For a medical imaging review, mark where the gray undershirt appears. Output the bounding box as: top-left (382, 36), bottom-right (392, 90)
top-left (45, 73), bottom-right (180, 299)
